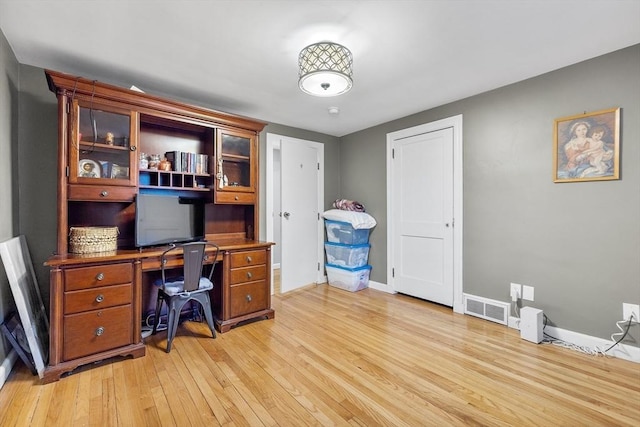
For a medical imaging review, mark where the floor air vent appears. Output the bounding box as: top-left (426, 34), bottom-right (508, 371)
top-left (463, 294), bottom-right (509, 325)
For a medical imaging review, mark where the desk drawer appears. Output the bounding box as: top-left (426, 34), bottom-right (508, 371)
top-left (65, 263), bottom-right (132, 291)
top-left (230, 265), bottom-right (266, 285)
top-left (229, 280), bottom-right (268, 318)
top-left (141, 252), bottom-right (217, 271)
top-left (64, 284), bottom-right (131, 314)
top-left (63, 305), bottom-right (132, 361)
top-left (68, 184), bottom-right (136, 202)
top-left (230, 250), bottom-right (266, 268)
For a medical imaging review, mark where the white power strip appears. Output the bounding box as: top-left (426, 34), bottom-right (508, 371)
top-left (508, 316), bottom-right (520, 330)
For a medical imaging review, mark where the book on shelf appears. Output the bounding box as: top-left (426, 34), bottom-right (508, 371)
top-left (164, 151), bottom-right (181, 172)
top-left (164, 151), bottom-right (209, 174)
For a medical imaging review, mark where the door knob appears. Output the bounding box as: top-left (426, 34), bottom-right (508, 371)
top-left (283, 212), bottom-right (291, 219)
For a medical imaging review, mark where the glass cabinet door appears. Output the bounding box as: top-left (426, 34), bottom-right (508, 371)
top-left (68, 100), bottom-right (137, 186)
top-left (215, 128), bottom-right (256, 203)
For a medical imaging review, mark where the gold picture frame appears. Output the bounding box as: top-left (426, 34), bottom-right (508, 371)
top-left (553, 108), bottom-right (620, 182)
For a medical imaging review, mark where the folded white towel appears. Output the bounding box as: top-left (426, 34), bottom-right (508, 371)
top-left (323, 209), bottom-right (376, 229)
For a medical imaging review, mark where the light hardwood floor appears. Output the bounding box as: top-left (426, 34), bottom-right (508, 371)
top-left (1, 282), bottom-right (639, 426)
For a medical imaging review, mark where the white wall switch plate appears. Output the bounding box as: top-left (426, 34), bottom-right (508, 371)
top-left (623, 303), bottom-right (640, 322)
top-left (522, 285), bottom-right (534, 301)
top-left (510, 283), bottom-right (522, 300)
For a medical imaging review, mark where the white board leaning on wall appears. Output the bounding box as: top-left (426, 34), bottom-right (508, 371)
top-left (0, 236), bottom-right (49, 378)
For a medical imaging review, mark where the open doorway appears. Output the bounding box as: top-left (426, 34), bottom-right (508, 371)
top-left (266, 134), bottom-right (325, 294)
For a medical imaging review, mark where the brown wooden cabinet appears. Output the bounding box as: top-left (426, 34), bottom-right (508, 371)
top-left (44, 69), bottom-right (273, 382)
top-left (45, 257), bottom-right (145, 383)
top-left (61, 262), bottom-right (134, 360)
top-left (215, 127), bottom-right (257, 204)
top-left (68, 100), bottom-right (138, 188)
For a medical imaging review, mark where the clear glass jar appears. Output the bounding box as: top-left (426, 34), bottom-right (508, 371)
top-left (148, 154), bottom-right (160, 170)
top-left (139, 152), bottom-right (149, 170)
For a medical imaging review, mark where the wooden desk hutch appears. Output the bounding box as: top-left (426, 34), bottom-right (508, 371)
top-left (43, 70), bottom-right (274, 383)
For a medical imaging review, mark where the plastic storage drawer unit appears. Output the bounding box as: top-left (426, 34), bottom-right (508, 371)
top-left (324, 242), bottom-right (370, 268)
top-left (326, 263), bottom-right (372, 292)
top-left (324, 220), bottom-right (370, 245)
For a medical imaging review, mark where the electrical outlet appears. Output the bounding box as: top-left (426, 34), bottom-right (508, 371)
top-left (623, 303), bottom-right (640, 322)
top-left (522, 285), bottom-right (534, 301)
top-left (510, 283), bottom-right (522, 300)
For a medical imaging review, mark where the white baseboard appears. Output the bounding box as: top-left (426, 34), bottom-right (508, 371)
top-left (367, 280), bottom-right (395, 294)
top-left (352, 283), bottom-right (639, 364)
top-left (545, 325), bottom-right (640, 364)
top-left (0, 350), bottom-right (18, 390)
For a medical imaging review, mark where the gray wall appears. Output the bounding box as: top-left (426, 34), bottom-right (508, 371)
top-left (340, 45), bottom-right (640, 343)
top-left (17, 65), bottom-right (58, 304)
top-left (0, 27), bottom-right (19, 375)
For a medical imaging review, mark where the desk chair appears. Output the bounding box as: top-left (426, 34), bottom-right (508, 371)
top-left (152, 241), bottom-right (220, 352)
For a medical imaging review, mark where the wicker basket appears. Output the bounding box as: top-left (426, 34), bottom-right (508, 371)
top-left (69, 227), bottom-right (119, 254)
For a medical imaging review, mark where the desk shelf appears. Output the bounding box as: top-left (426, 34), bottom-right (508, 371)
top-left (139, 169), bottom-right (212, 192)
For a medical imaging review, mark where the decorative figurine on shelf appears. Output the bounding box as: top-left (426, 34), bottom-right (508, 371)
top-left (105, 132), bottom-right (114, 145)
top-left (158, 157), bottom-right (171, 171)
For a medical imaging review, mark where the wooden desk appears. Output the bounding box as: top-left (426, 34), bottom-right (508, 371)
top-left (44, 238), bottom-right (274, 383)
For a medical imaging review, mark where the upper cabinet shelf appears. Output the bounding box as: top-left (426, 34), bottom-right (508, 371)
top-left (78, 141), bottom-right (131, 152)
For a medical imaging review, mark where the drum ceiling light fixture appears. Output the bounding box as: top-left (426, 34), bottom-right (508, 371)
top-left (298, 42), bottom-right (353, 97)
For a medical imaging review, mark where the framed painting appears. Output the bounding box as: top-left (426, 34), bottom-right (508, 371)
top-left (553, 108), bottom-right (620, 182)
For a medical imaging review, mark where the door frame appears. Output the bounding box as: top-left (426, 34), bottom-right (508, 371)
top-left (266, 133), bottom-right (325, 294)
top-left (386, 115), bottom-right (464, 313)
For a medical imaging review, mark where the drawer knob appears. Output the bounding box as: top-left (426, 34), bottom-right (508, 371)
top-left (247, 272), bottom-right (252, 279)
top-left (246, 294), bottom-right (252, 302)
top-left (246, 256), bottom-right (252, 263)
top-left (100, 190), bottom-right (109, 197)
top-left (95, 294), bottom-right (104, 303)
top-left (96, 273), bottom-right (104, 281)
top-left (235, 196), bottom-right (239, 200)
top-left (95, 326), bottom-right (105, 336)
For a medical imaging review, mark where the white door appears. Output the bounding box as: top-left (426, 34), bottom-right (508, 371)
top-left (280, 138), bottom-right (322, 293)
top-left (390, 127), bottom-right (454, 306)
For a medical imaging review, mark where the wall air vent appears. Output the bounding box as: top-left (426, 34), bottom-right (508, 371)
top-left (463, 293), bottom-right (509, 325)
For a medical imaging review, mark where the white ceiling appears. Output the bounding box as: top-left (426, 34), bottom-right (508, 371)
top-left (1, 0), bottom-right (639, 137)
